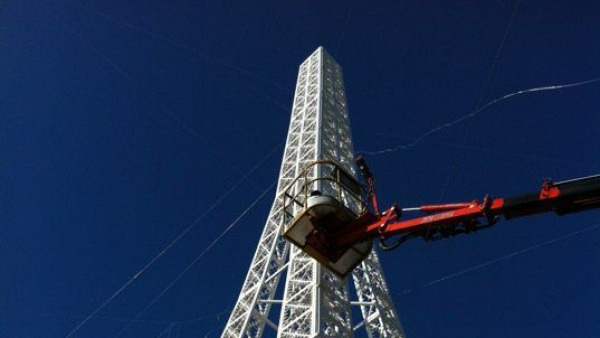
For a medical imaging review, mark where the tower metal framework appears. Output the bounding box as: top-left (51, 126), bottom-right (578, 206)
top-left (222, 47), bottom-right (404, 338)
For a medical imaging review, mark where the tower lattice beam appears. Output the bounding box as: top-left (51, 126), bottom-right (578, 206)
top-left (221, 47), bottom-right (405, 338)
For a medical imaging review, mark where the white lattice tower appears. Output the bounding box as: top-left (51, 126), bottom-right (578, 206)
top-left (222, 47), bottom-right (405, 338)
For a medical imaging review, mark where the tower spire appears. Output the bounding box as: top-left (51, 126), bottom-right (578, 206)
top-left (222, 47), bottom-right (404, 338)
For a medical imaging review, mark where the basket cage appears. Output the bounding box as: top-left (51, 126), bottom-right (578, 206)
top-left (282, 159), bottom-right (366, 227)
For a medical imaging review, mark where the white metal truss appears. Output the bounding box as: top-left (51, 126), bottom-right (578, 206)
top-left (222, 47), bottom-right (405, 338)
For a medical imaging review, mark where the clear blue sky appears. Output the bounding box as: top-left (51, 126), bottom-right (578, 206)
top-left (2, 1), bottom-right (599, 337)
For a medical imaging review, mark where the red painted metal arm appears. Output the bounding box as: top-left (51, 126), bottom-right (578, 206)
top-left (406, 202), bottom-right (477, 213)
top-left (337, 174), bottom-right (600, 248)
top-left (356, 155), bottom-right (380, 215)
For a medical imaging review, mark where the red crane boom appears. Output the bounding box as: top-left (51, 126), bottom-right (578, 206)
top-left (282, 157), bottom-right (600, 277)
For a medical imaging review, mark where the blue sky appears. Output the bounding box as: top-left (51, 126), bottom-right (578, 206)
top-left (2, 1), bottom-right (599, 337)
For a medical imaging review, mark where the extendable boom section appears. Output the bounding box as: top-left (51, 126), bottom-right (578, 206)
top-left (338, 173), bottom-right (600, 251)
top-left (282, 157), bottom-right (600, 278)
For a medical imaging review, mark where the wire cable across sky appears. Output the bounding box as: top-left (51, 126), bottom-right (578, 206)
top-left (114, 181), bottom-right (277, 337)
top-left (398, 222), bottom-right (600, 296)
top-left (64, 147), bottom-right (281, 338)
top-left (359, 77), bottom-right (600, 155)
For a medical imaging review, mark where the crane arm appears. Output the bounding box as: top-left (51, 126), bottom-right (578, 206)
top-left (335, 167), bottom-right (600, 250)
top-left (281, 157), bottom-right (600, 277)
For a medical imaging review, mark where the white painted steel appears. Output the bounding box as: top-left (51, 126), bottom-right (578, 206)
top-left (221, 47), bottom-right (405, 338)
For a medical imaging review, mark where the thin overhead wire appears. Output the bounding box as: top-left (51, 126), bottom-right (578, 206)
top-left (173, 309), bottom-right (231, 326)
top-left (359, 0), bottom-right (521, 157)
top-left (58, 0), bottom-right (290, 93)
top-left (399, 222), bottom-right (600, 295)
top-left (356, 131), bottom-right (596, 168)
top-left (359, 77), bottom-right (600, 155)
top-left (52, 0), bottom-right (292, 117)
top-left (196, 309), bottom-right (231, 338)
top-left (150, 308), bottom-right (230, 337)
top-left (335, 0), bottom-right (358, 54)
top-left (425, 222), bottom-right (600, 287)
top-left (64, 146), bottom-right (281, 338)
top-left (436, 0), bottom-right (521, 201)
top-left (114, 180), bottom-right (277, 337)
top-left (48, 3), bottom-right (289, 336)
top-left (49, 1), bottom-right (286, 193)
top-left (162, 108), bottom-right (285, 191)
top-left (200, 326), bottom-right (221, 338)
top-left (44, 3), bottom-right (134, 82)
top-left (37, 309), bottom-right (227, 326)
top-left (156, 323), bottom-right (176, 338)
top-left (50, 1), bottom-right (291, 188)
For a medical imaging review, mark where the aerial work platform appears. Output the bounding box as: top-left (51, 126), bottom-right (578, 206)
top-left (282, 160), bottom-right (372, 277)
top-left (282, 157), bottom-right (600, 278)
